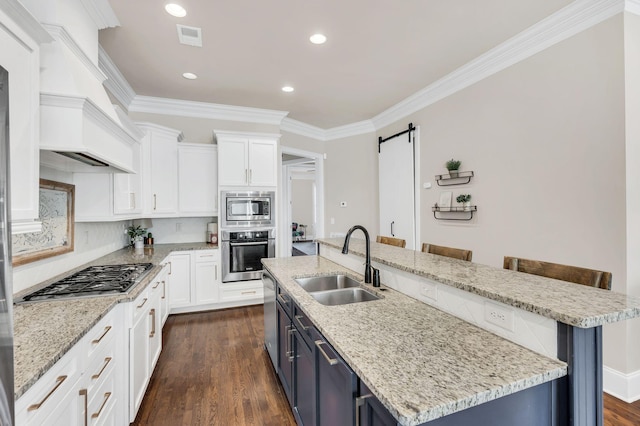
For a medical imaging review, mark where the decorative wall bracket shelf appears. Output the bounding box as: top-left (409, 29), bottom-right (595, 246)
top-left (432, 205), bottom-right (477, 221)
top-left (435, 171), bottom-right (474, 186)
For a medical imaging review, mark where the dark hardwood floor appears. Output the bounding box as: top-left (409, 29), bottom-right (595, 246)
top-left (133, 306), bottom-right (640, 426)
top-left (132, 305), bottom-right (295, 426)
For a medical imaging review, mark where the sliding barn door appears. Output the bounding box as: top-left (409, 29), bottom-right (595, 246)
top-left (378, 130), bottom-right (416, 249)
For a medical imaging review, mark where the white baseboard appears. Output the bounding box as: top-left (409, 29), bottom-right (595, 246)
top-left (603, 366), bottom-right (640, 403)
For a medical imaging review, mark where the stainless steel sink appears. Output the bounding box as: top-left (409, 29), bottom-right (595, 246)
top-left (295, 275), bottom-right (361, 292)
top-left (309, 288), bottom-right (380, 306)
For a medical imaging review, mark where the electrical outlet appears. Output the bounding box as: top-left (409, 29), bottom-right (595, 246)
top-left (420, 282), bottom-right (437, 301)
top-left (484, 301), bottom-right (515, 332)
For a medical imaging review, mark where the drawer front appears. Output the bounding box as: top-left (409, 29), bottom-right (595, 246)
top-left (86, 312), bottom-right (117, 362)
top-left (16, 348), bottom-right (82, 425)
top-left (131, 288), bottom-right (150, 322)
top-left (86, 339), bottom-right (116, 395)
top-left (86, 366), bottom-right (117, 426)
top-left (194, 249), bottom-right (217, 263)
top-left (220, 281), bottom-right (264, 302)
top-left (293, 304), bottom-right (316, 347)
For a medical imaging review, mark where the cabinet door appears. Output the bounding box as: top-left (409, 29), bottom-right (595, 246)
top-left (194, 261), bottom-right (219, 305)
top-left (129, 304), bottom-right (150, 422)
top-left (316, 338), bottom-right (357, 426)
top-left (168, 253), bottom-right (192, 308)
top-left (218, 137), bottom-right (248, 186)
top-left (149, 132), bottom-right (178, 214)
top-left (73, 173), bottom-right (114, 221)
top-left (114, 141), bottom-right (142, 215)
top-left (277, 301), bottom-right (293, 405)
top-left (248, 139), bottom-right (277, 186)
top-left (294, 332), bottom-right (315, 426)
top-left (148, 286), bottom-right (162, 371)
top-left (178, 144), bottom-right (217, 215)
top-left (357, 382), bottom-right (397, 426)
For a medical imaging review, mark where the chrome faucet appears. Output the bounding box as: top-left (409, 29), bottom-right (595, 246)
top-left (341, 225), bottom-right (380, 287)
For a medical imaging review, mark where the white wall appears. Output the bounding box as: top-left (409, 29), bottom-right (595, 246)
top-left (291, 178), bottom-right (315, 237)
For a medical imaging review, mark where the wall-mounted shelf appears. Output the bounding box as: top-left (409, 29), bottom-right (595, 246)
top-left (432, 205), bottom-right (477, 221)
top-left (435, 171), bottom-right (474, 186)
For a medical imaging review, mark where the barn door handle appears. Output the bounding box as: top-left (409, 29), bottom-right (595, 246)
top-left (391, 221), bottom-right (395, 236)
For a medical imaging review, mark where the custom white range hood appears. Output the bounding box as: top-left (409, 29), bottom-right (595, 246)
top-left (22, 0), bottom-right (139, 173)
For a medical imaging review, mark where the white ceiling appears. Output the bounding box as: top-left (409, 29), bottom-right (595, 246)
top-left (99, 0), bottom-right (573, 129)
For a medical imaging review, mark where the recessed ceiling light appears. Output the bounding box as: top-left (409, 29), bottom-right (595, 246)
top-left (282, 86), bottom-right (294, 93)
top-left (309, 34), bottom-right (327, 45)
top-left (165, 3), bottom-right (187, 18)
top-left (182, 72), bottom-right (198, 80)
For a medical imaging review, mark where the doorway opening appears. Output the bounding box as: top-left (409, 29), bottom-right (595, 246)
top-left (279, 147), bottom-right (325, 257)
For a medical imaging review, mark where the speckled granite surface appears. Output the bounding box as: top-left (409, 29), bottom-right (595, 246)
top-left (262, 256), bottom-right (567, 426)
top-left (13, 242), bottom-right (216, 398)
top-left (317, 238), bottom-right (640, 328)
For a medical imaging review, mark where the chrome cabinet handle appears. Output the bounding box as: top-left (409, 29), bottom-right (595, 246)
top-left (245, 169), bottom-right (248, 184)
top-left (356, 394), bottom-right (373, 426)
top-left (168, 261), bottom-right (172, 275)
top-left (241, 290), bottom-right (257, 295)
top-left (91, 392), bottom-right (112, 419)
top-left (295, 315), bottom-right (309, 331)
top-left (249, 169), bottom-right (252, 184)
top-left (278, 293), bottom-right (289, 305)
top-left (28, 375), bottom-right (67, 411)
top-left (288, 326), bottom-right (296, 362)
top-left (149, 309), bottom-right (156, 338)
top-left (137, 298), bottom-right (148, 309)
top-left (215, 265), bottom-right (218, 280)
top-left (153, 194), bottom-right (157, 210)
top-left (153, 280), bottom-right (161, 289)
top-left (91, 326), bottom-right (112, 345)
top-left (91, 357), bottom-right (112, 380)
top-left (79, 389), bottom-right (88, 426)
top-left (284, 325), bottom-right (292, 357)
top-left (315, 340), bottom-right (338, 366)
top-left (391, 221), bottom-right (395, 236)
top-left (162, 281), bottom-right (166, 299)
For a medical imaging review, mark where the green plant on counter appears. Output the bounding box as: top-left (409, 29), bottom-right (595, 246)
top-left (446, 158), bottom-right (461, 171)
top-left (127, 225), bottom-right (147, 245)
top-left (456, 194), bottom-right (471, 203)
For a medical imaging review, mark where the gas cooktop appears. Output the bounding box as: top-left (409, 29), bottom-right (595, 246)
top-left (16, 263), bottom-right (154, 303)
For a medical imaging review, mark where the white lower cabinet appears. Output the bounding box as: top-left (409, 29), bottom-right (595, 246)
top-left (16, 306), bottom-right (124, 426)
top-left (194, 250), bottom-right (219, 305)
top-left (167, 252), bottom-right (192, 308)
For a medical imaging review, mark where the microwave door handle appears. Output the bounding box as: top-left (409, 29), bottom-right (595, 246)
top-left (230, 241), bottom-right (269, 246)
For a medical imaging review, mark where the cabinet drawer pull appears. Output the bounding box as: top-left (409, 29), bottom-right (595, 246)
top-left (162, 281), bottom-right (166, 299)
top-left (241, 290), bottom-right (257, 295)
top-left (278, 294), bottom-right (289, 305)
top-left (315, 340), bottom-right (338, 366)
top-left (91, 326), bottom-right (112, 345)
top-left (295, 315), bottom-right (309, 331)
top-left (153, 280), bottom-right (161, 289)
top-left (288, 326), bottom-right (296, 362)
top-left (91, 392), bottom-right (112, 419)
top-left (91, 357), bottom-right (112, 380)
top-left (149, 309), bottom-right (156, 338)
top-left (27, 375), bottom-right (67, 411)
top-left (137, 298), bottom-right (148, 309)
top-left (168, 261), bottom-right (172, 275)
top-left (79, 389), bottom-right (88, 426)
top-left (356, 394), bottom-right (373, 426)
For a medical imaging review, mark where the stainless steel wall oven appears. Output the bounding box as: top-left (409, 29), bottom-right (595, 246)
top-left (221, 228), bottom-right (275, 282)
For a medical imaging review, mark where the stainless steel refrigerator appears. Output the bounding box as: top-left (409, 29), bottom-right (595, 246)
top-left (0, 64), bottom-right (15, 425)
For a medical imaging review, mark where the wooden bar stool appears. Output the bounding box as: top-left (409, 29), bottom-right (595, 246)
top-left (421, 243), bottom-right (472, 261)
top-left (376, 235), bottom-right (406, 248)
top-left (503, 256), bottom-right (612, 290)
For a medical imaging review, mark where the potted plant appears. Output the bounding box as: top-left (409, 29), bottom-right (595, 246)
top-left (456, 194), bottom-right (472, 211)
top-left (446, 158), bottom-right (461, 178)
top-left (127, 225), bottom-right (147, 248)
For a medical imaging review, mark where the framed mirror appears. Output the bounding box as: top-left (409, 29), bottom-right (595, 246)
top-left (12, 179), bottom-right (75, 266)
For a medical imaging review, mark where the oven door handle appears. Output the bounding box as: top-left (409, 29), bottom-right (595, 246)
top-left (229, 241), bottom-right (269, 246)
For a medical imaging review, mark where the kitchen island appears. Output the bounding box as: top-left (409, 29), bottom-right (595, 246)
top-left (262, 239), bottom-right (640, 426)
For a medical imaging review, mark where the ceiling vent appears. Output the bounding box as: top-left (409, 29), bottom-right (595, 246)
top-left (177, 24), bottom-right (202, 47)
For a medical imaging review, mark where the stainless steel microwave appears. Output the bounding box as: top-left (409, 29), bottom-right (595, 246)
top-left (221, 191), bottom-right (274, 228)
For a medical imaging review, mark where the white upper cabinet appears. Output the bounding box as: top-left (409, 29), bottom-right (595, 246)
top-left (138, 123), bottom-right (181, 217)
top-left (216, 131), bottom-right (279, 188)
top-left (0, 2), bottom-right (52, 234)
top-left (178, 143), bottom-right (217, 216)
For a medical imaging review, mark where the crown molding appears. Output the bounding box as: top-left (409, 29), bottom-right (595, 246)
top-left (281, 118), bottom-right (326, 140)
top-left (0, 0), bottom-right (53, 45)
top-left (325, 120), bottom-right (376, 141)
top-left (79, 0), bottom-right (120, 29)
top-left (43, 24), bottom-right (107, 83)
top-left (136, 121), bottom-right (185, 142)
top-left (129, 95), bottom-right (289, 126)
top-left (626, 0), bottom-right (640, 14)
top-left (99, 45), bottom-right (136, 109)
top-left (371, 0), bottom-right (625, 130)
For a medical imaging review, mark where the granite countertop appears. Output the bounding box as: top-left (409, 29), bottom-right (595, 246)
top-left (262, 256), bottom-right (567, 426)
top-left (13, 242), bottom-right (216, 398)
top-left (317, 238), bottom-right (640, 328)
